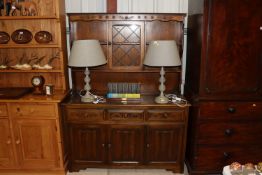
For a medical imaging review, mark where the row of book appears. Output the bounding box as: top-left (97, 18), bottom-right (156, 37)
top-left (107, 83), bottom-right (141, 101)
top-left (107, 93), bottom-right (140, 99)
top-left (107, 82), bottom-right (141, 94)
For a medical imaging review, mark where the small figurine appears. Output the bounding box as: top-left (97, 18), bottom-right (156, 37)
top-left (9, 0), bottom-right (37, 16)
top-left (32, 55), bottom-right (46, 69)
top-left (0, 0), bottom-right (4, 16)
top-left (0, 56), bottom-right (11, 69)
top-left (10, 0), bottom-right (19, 16)
top-left (11, 53), bottom-right (32, 70)
top-left (6, 0), bottom-right (12, 16)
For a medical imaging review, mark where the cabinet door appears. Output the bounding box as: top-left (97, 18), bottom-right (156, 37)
top-left (109, 21), bottom-right (145, 70)
top-left (12, 119), bottom-right (59, 169)
top-left (108, 125), bottom-right (144, 165)
top-left (68, 124), bottom-right (106, 168)
top-left (146, 124), bottom-right (184, 165)
top-left (201, 0), bottom-right (262, 97)
top-left (0, 119), bottom-right (15, 169)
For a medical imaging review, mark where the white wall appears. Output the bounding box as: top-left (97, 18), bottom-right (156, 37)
top-left (117, 0), bottom-right (188, 13)
top-left (65, 0), bottom-right (106, 13)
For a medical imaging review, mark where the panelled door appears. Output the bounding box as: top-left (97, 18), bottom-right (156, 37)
top-left (201, 0), bottom-right (262, 97)
top-left (12, 119), bottom-right (59, 169)
top-left (0, 119), bottom-right (15, 169)
top-left (108, 124), bottom-right (145, 165)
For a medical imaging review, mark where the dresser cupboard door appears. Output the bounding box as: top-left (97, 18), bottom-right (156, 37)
top-left (201, 0), bottom-right (262, 97)
top-left (109, 21), bottom-right (145, 70)
top-left (0, 119), bottom-right (15, 169)
top-left (12, 119), bottom-right (59, 169)
top-left (108, 125), bottom-right (144, 165)
top-left (68, 124), bottom-right (107, 168)
top-left (146, 124), bottom-right (184, 165)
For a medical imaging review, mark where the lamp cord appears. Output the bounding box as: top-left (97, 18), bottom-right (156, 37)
top-left (79, 90), bottom-right (106, 104)
top-left (165, 94), bottom-right (188, 107)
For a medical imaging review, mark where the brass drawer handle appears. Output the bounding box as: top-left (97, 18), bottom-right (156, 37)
top-left (223, 152), bottom-right (230, 159)
top-left (6, 139), bottom-right (11, 145)
top-left (163, 113), bottom-right (168, 118)
top-left (16, 139), bottom-right (21, 144)
top-left (227, 107), bottom-right (236, 113)
top-left (224, 129), bottom-right (233, 136)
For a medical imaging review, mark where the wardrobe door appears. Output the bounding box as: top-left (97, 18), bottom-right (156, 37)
top-left (200, 0), bottom-right (262, 98)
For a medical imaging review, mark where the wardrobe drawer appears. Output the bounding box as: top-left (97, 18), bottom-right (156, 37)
top-left (0, 104), bottom-right (8, 117)
top-left (197, 122), bottom-right (262, 145)
top-left (107, 109), bottom-right (144, 122)
top-left (146, 109), bottom-right (185, 122)
top-left (193, 145), bottom-right (262, 171)
top-left (10, 103), bottom-right (56, 118)
top-left (199, 102), bottom-right (262, 120)
top-left (66, 108), bottom-right (104, 122)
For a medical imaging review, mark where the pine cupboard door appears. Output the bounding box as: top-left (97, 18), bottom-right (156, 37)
top-left (68, 124), bottom-right (107, 166)
top-left (0, 119), bottom-right (15, 169)
top-left (145, 124), bottom-right (184, 165)
top-left (200, 0), bottom-right (262, 97)
top-left (107, 125), bottom-right (144, 165)
top-left (12, 119), bottom-right (60, 169)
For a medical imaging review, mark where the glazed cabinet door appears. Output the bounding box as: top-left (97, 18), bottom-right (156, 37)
top-left (68, 124), bottom-right (107, 170)
top-left (200, 0), bottom-right (262, 97)
top-left (108, 125), bottom-right (145, 165)
top-left (12, 119), bottom-right (60, 169)
top-left (0, 119), bottom-right (15, 169)
top-left (146, 124), bottom-right (184, 165)
top-left (109, 21), bottom-right (145, 70)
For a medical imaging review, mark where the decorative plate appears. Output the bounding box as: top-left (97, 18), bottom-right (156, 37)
top-left (0, 31), bottom-right (10, 44)
top-left (34, 31), bottom-right (52, 44)
top-left (11, 29), bottom-right (33, 44)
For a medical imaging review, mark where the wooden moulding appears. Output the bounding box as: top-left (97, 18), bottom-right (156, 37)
top-left (68, 13), bottom-right (185, 22)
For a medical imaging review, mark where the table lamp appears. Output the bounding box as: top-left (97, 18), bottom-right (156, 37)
top-left (68, 40), bottom-right (107, 102)
top-left (144, 40), bottom-right (181, 104)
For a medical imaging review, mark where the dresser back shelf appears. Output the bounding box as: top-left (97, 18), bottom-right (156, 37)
top-left (68, 13), bottom-right (185, 95)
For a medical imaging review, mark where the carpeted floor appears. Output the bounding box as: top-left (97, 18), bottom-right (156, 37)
top-left (67, 166), bottom-right (189, 175)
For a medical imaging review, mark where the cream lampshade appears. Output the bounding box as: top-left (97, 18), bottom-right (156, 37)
top-left (144, 40), bottom-right (181, 104)
top-left (68, 40), bottom-right (107, 102)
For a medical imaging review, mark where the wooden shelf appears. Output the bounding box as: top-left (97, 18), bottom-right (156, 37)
top-left (0, 44), bottom-right (60, 48)
top-left (72, 68), bottom-right (181, 73)
top-left (112, 42), bottom-right (141, 45)
top-left (0, 16), bottom-right (58, 20)
top-left (0, 69), bottom-right (63, 73)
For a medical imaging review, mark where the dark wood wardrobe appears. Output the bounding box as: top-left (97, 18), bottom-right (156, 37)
top-left (185, 0), bottom-right (262, 174)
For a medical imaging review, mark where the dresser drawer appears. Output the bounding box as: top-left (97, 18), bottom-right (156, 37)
top-left (66, 108), bottom-right (104, 122)
top-left (10, 103), bottom-right (56, 118)
top-left (146, 109), bottom-right (185, 122)
top-left (193, 145), bottom-right (262, 171)
top-left (0, 104), bottom-right (8, 117)
top-left (197, 122), bottom-right (262, 145)
top-left (107, 109), bottom-right (144, 122)
top-left (199, 102), bottom-right (262, 120)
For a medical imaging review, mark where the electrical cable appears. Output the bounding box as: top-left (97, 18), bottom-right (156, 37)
top-left (165, 94), bottom-right (188, 107)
